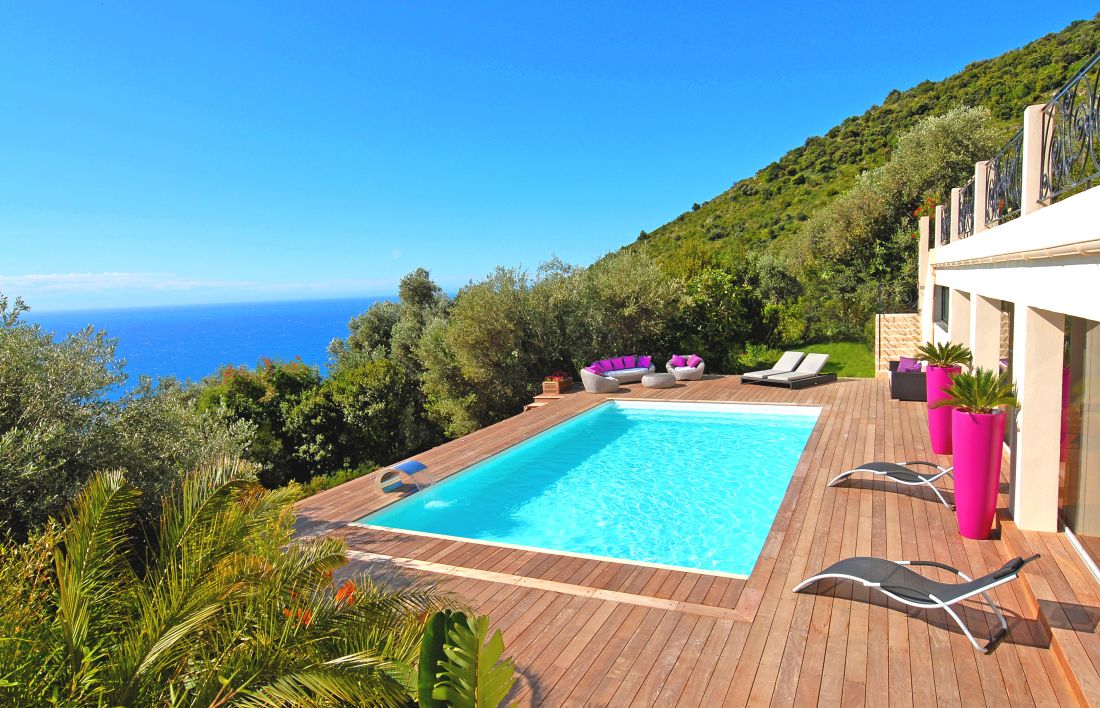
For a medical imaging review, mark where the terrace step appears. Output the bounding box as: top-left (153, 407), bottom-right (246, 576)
top-left (1000, 516), bottom-right (1100, 706)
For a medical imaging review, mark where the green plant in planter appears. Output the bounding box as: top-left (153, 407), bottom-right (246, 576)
top-left (931, 367), bottom-right (1019, 413)
top-left (916, 341), bottom-right (973, 369)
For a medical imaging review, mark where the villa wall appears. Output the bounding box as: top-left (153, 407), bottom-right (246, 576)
top-left (914, 98), bottom-right (1100, 552)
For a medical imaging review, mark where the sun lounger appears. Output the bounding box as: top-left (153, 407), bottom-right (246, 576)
top-left (794, 554), bottom-right (1040, 653)
top-left (745, 353), bottom-right (836, 389)
top-left (740, 351), bottom-right (804, 382)
top-left (828, 461), bottom-right (954, 508)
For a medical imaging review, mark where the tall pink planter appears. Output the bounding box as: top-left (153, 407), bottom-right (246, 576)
top-left (952, 409), bottom-right (1006, 540)
top-left (926, 365), bottom-right (961, 454)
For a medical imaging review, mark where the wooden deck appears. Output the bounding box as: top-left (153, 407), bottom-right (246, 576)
top-left (295, 376), bottom-right (1096, 706)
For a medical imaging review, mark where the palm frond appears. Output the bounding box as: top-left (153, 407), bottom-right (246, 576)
top-left (915, 341), bottom-right (972, 368)
top-left (53, 470), bottom-right (140, 674)
top-left (931, 367), bottom-right (1018, 414)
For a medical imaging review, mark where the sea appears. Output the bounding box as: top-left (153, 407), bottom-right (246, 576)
top-left (25, 297), bottom-right (390, 387)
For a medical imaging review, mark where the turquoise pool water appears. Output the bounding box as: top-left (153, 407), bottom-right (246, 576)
top-left (358, 401), bottom-right (819, 576)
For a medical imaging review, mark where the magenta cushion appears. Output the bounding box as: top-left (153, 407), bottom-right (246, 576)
top-left (584, 365), bottom-right (599, 374)
top-left (897, 356), bottom-right (922, 373)
top-left (638, 355), bottom-right (651, 368)
top-left (670, 354), bottom-right (687, 368)
top-left (623, 355), bottom-right (636, 368)
top-left (598, 359), bottom-right (613, 372)
top-left (687, 354), bottom-right (703, 368)
top-left (611, 356), bottom-right (625, 370)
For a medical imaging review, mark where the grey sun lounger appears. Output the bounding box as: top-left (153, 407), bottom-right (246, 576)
top-left (828, 461), bottom-right (954, 508)
top-left (794, 554), bottom-right (1040, 653)
top-left (746, 353), bottom-right (836, 389)
top-left (740, 351), bottom-right (804, 382)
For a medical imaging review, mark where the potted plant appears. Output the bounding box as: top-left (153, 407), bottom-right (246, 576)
top-left (916, 341), bottom-right (973, 454)
top-left (542, 371), bottom-right (574, 395)
top-left (933, 367), bottom-right (1018, 539)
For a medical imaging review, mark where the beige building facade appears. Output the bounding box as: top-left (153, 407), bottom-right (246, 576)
top-left (914, 65), bottom-right (1100, 579)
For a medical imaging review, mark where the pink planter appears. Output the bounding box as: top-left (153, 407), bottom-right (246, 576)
top-left (952, 409), bottom-right (1006, 540)
top-left (926, 365), bottom-right (961, 454)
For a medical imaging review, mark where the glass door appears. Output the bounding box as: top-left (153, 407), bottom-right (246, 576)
top-left (1061, 316), bottom-right (1100, 567)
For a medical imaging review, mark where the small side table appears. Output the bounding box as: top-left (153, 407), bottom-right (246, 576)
top-left (641, 372), bottom-right (676, 389)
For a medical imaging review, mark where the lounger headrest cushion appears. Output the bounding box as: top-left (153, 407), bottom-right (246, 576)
top-left (775, 351), bottom-right (804, 370)
top-left (797, 353), bottom-right (830, 373)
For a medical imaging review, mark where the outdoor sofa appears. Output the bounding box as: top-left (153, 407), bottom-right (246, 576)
top-left (889, 358), bottom-right (927, 401)
top-left (581, 355), bottom-right (655, 392)
top-left (666, 354), bottom-right (705, 381)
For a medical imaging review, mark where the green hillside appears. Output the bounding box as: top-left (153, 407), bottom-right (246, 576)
top-left (626, 16), bottom-right (1100, 268)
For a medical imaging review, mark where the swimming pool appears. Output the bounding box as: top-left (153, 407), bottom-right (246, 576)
top-left (357, 400), bottom-right (820, 577)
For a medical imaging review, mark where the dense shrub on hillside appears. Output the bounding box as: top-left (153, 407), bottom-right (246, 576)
top-left (418, 255), bottom-right (685, 436)
top-left (784, 106), bottom-right (1003, 341)
top-left (197, 270), bottom-right (450, 488)
top-left (0, 293), bottom-right (250, 539)
top-left (196, 357), bottom-right (321, 487)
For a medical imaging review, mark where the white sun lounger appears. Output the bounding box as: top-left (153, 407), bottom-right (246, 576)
top-left (740, 351), bottom-right (805, 382)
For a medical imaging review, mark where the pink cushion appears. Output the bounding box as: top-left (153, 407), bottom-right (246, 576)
top-left (623, 355), bottom-right (636, 368)
top-left (598, 359), bottom-right (613, 371)
top-left (687, 354), bottom-right (703, 368)
top-left (670, 354), bottom-right (687, 368)
top-left (638, 355), bottom-right (651, 368)
top-left (897, 357), bottom-right (922, 373)
top-left (611, 357), bottom-right (625, 370)
top-left (584, 365), bottom-right (599, 374)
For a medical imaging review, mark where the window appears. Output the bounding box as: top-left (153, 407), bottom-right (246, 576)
top-left (935, 286), bottom-right (950, 325)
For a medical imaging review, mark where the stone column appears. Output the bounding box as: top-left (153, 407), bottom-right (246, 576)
top-left (949, 289), bottom-right (971, 347)
top-left (918, 216), bottom-right (930, 288)
top-left (973, 160), bottom-right (990, 234)
top-left (1011, 306), bottom-right (1065, 532)
top-left (918, 216), bottom-right (933, 343)
top-left (970, 295), bottom-right (1002, 370)
top-left (1021, 104), bottom-right (1047, 217)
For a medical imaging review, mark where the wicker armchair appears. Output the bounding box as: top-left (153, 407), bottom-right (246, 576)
top-left (666, 358), bottom-right (705, 381)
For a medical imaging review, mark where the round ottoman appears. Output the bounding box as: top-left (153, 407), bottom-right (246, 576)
top-left (642, 372), bottom-right (676, 389)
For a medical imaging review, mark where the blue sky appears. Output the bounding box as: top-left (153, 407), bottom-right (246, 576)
top-left (2, 2), bottom-right (1096, 310)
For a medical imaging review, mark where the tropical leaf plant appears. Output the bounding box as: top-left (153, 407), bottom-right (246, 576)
top-left (419, 609), bottom-right (468, 707)
top-left (916, 341), bottom-right (973, 369)
top-left (432, 613), bottom-right (517, 708)
top-left (0, 459), bottom-right (455, 706)
top-left (931, 367), bottom-right (1019, 414)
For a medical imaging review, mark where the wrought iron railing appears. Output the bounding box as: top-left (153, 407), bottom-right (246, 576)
top-left (957, 179), bottom-right (974, 238)
top-left (985, 130), bottom-right (1023, 227)
top-left (1040, 52), bottom-right (1100, 203)
top-left (938, 203), bottom-right (951, 245)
